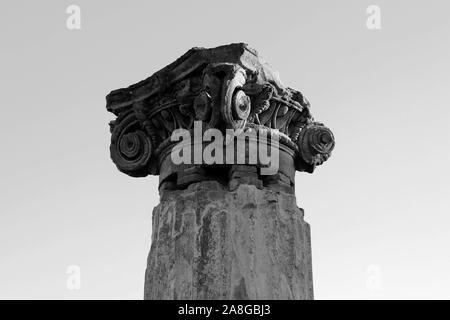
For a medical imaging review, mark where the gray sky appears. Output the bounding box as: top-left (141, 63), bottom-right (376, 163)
top-left (1, 0), bottom-right (449, 299)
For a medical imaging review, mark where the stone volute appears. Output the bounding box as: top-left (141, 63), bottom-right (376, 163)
top-left (106, 43), bottom-right (334, 300)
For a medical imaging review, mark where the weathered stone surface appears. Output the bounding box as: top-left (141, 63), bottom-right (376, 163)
top-left (106, 43), bottom-right (335, 300)
top-left (106, 43), bottom-right (335, 178)
top-left (144, 181), bottom-right (313, 300)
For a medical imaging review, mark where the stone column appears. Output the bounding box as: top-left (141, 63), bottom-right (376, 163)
top-left (106, 43), bottom-right (334, 300)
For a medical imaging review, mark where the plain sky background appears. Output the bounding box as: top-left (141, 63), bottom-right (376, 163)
top-left (1, 0), bottom-right (449, 299)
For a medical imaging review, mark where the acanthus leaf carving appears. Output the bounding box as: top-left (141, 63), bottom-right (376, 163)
top-left (106, 43), bottom-right (335, 178)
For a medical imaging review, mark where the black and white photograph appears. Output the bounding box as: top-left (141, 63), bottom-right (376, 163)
top-left (1, 0), bottom-right (449, 306)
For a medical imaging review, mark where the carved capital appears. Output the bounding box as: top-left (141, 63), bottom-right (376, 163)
top-left (106, 43), bottom-right (334, 191)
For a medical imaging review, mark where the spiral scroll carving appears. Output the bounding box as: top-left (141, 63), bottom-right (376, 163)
top-left (110, 111), bottom-right (153, 177)
top-left (106, 44), bottom-right (335, 177)
top-left (220, 65), bottom-right (250, 130)
top-left (297, 122), bottom-right (335, 167)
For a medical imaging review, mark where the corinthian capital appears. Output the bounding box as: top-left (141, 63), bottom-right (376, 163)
top-left (106, 43), bottom-right (335, 192)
